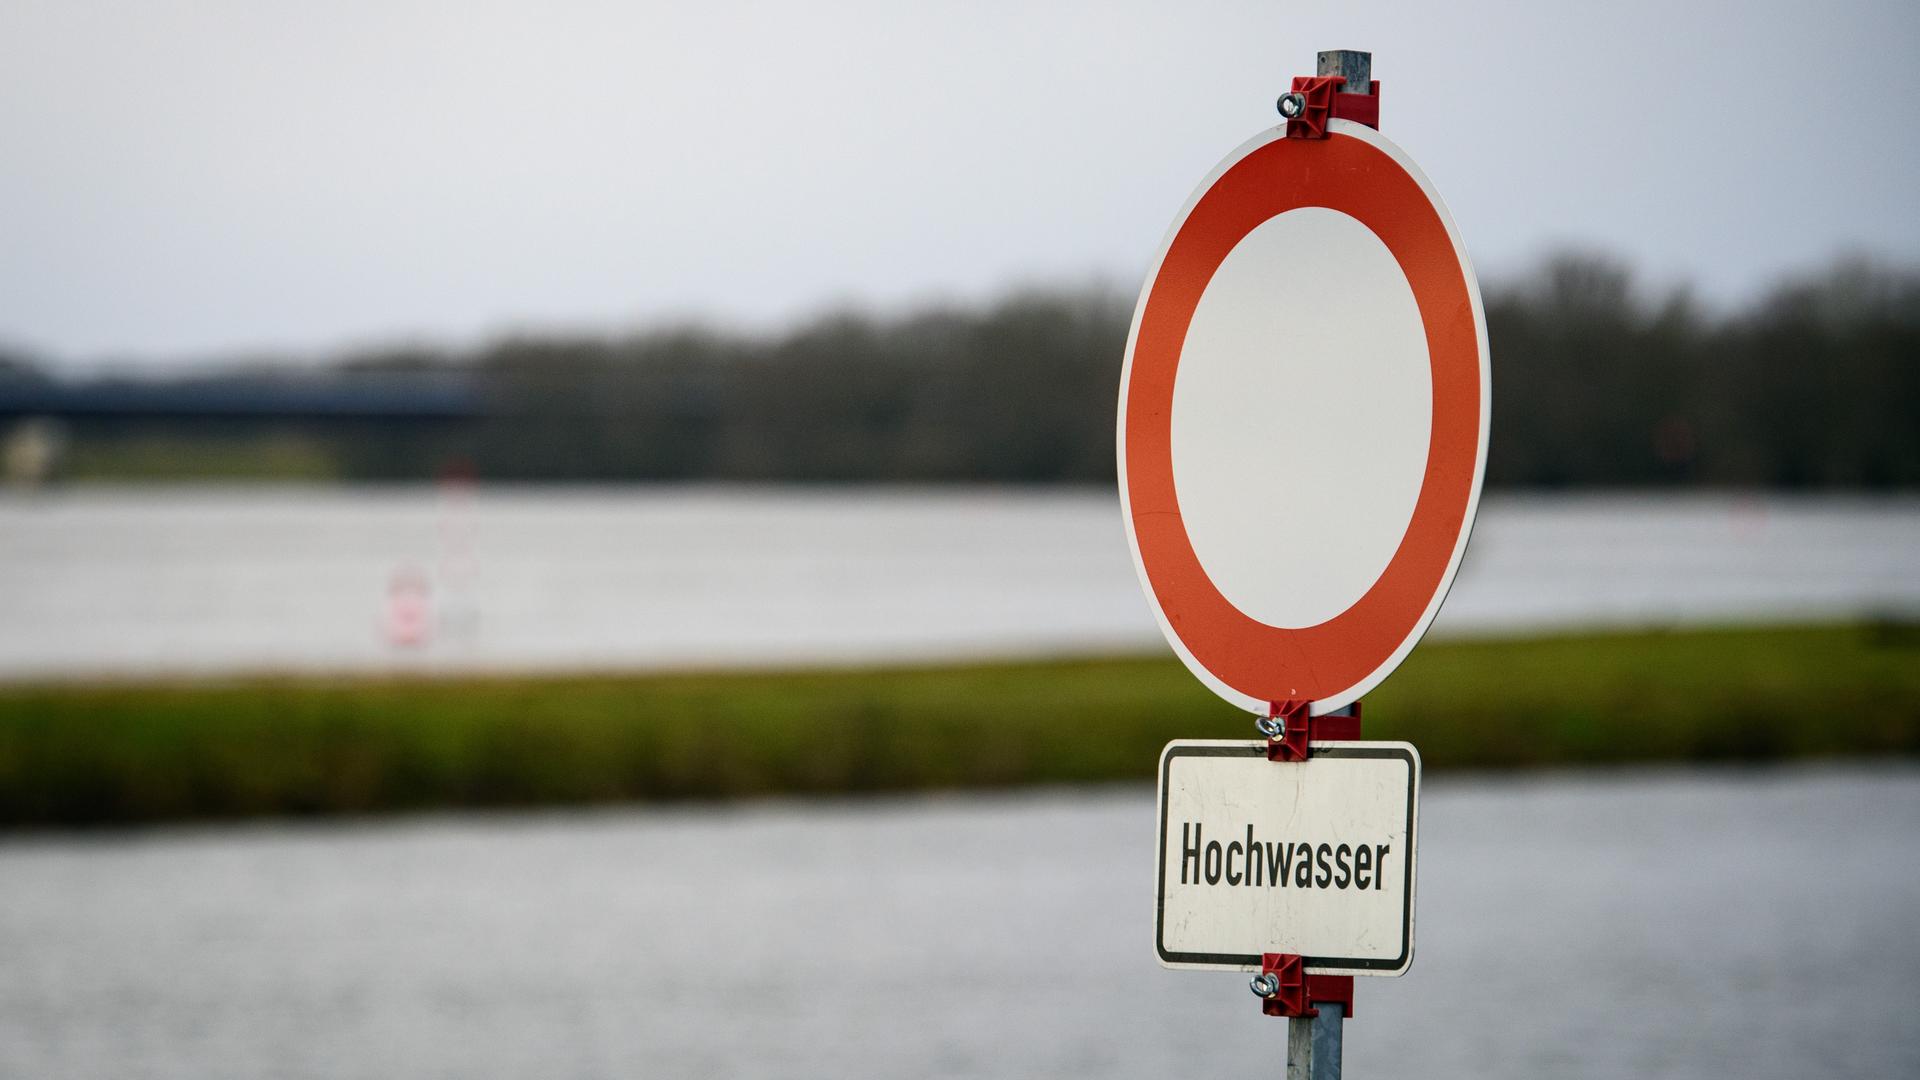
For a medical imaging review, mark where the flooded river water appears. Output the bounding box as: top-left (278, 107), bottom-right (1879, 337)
top-left (2, 764), bottom-right (1914, 1079)
top-left (2, 488), bottom-right (1916, 679)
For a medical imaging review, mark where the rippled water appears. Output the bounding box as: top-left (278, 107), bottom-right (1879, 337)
top-left (1, 488), bottom-right (1916, 679)
top-left (2, 765), bottom-right (1914, 1079)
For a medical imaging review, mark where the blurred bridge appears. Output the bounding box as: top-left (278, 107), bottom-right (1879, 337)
top-left (0, 372), bottom-right (486, 485)
top-left (0, 373), bottom-right (485, 422)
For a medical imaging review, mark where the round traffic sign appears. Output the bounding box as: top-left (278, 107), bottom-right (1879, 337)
top-left (1118, 119), bottom-right (1489, 716)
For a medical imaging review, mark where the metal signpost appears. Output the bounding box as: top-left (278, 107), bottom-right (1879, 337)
top-left (1118, 50), bottom-right (1490, 1079)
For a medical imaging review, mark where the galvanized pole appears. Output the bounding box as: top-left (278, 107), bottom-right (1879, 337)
top-left (1316, 49), bottom-right (1371, 96)
top-left (1284, 57), bottom-right (1371, 1080)
top-left (1286, 1001), bottom-right (1344, 1080)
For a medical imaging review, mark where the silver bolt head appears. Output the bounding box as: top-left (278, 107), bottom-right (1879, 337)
top-left (1277, 92), bottom-right (1306, 119)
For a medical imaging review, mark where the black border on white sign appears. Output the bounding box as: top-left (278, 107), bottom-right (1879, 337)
top-left (1154, 742), bottom-right (1417, 973)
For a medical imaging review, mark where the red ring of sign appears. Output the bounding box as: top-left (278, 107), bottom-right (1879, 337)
top-left (1122, 128), bottom-right (1484, 708)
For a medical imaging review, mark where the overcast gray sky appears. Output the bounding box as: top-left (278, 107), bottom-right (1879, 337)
top-left (2, 0), bottom-right (1916, 369)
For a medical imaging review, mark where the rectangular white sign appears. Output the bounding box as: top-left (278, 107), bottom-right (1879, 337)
top-left (1155, 740), bottom-right (1419, 975)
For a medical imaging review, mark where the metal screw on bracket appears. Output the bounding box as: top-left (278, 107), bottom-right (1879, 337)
top-left (1276, 92), bottom-right (1307, 119)
top-left (1250, 972), bottom-right (1281, 998)
top-left (1256, 713), bottom-right (1286, 739)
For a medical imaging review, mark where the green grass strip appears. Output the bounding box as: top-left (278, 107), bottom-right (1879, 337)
top-left (1, 624), bottom-right (1916, 826)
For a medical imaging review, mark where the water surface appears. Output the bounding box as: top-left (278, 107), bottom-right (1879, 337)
top-left (1, 765), bottom-right (1914, 1079)
top-left (1, 488), bottom-right (1915, 679)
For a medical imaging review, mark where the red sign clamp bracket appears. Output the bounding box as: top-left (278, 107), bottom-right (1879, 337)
top-left (1279, 74), bottom-right (1381, 139)
top-left (1253, 953), bottom-right (1357, 1019)
top-left (1260, 700), bottom-right (1363, 762)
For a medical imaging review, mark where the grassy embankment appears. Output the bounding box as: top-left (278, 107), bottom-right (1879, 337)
top-left (1, 624), bottom-right (1915, 826)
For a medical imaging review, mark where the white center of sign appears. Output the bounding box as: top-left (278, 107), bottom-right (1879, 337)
top-left (1169, 207), bottom-right (1432, 629)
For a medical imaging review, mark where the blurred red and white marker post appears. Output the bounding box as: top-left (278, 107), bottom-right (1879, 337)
top-left (1119, 50), bottom-right (1490, 1079)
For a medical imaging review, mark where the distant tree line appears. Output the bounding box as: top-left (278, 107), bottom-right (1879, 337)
top-left (3, 252), bottom-right (1916, 487)
top-left (1485, 253), bottom-right (1918, 487)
